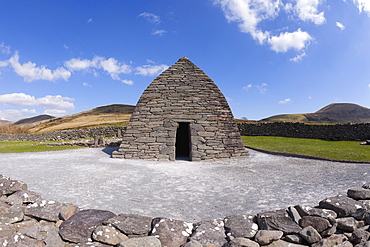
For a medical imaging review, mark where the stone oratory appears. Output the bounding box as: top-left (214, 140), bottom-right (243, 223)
top-left (112, 57), bottom-right (248, 161)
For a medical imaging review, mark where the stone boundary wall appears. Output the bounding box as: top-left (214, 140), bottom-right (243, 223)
top-left (0, 126), bottom-right (127, 142)
top-left (1, 174), bottom-right (370, 246)
top-left (238, 122), bottom-right (370, 141)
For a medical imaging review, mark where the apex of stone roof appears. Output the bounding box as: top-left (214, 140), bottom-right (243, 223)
top-left (178, 57), bottom-right (190, 61)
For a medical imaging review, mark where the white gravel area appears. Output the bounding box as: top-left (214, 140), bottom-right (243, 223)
top-left (0, 147), bottom-right (369, 222)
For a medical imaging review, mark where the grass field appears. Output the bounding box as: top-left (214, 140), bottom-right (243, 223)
top-left (0, 141), bottom-right (84, 153)
top-left (242, 136), bottom-right (370, 162)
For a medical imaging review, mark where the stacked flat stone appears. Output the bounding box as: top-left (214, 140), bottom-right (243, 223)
top-left (113, 57), bottom-right (248, 161)
top-left (2, 174), bottom-right (370, 246)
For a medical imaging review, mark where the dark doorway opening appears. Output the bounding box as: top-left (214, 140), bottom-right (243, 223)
top-left (175, 122), bottom-right (191, 160)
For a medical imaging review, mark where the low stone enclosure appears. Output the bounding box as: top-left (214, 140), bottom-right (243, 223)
top-left (1, 174), bottom-right (370, 247)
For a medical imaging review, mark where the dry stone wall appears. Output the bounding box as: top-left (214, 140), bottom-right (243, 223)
top-left (1, 174), bottom-right (370, 246)
top-left (239, 122), bottom-right (370, 141)
top-left (0, 126), bottom-right (126, 142)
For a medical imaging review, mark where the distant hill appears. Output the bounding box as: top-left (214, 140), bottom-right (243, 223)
top-left (0, 120), bottom-right (11, 126)
top-left (22, 104), bottom-right (135, 133)
top-left (261, 103), bottom-right (370, 123)
top-left (13, 114), bottom-right (55, 125)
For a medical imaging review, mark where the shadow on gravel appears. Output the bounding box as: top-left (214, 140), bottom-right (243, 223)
top-left (102, 147), bottom-right (119, 156)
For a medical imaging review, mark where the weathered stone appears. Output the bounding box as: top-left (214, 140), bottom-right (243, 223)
top-left (17, 223), bottom-right (39, 239)
top-left (295, 205), bottom-right (337, 219)
top-left (104, 213), bottom-right (153, 235)
top-left (289, 206), bottom-right (302, 224)
top-left (65, 242), bottom-right (112, 247)
top-left (0, 222), bottom-right (15, 238)
top-left (117, 236), bottom-right (161, 247)
top-left (5, 190), bottom-right (42, 205)
top-left (59, 209), bottom-right (116, 243)
top-left (151, 217), bottom-right (192, 247)
top-left (224, 214), bottom-right (259, 238)
top-left (0, 210), bottom-right (23, 224)
top-left (255, 230), bottom-right (284, 245)
top-left (0, 179), bottom-right (27, 195)
top-left (349, 229), bottom-right (370, 244)
top-left (299, 216), bottom-right (331, 232)
top-left (257, 209), bottom-right (302, 234)
top-left (13, 219), bottom-right (37, 231)
top-left (319, 195), bottom-right (367, 219)
top-left (190, 218), bottom-right (228, 246)
top-left (0, 233), bottom-right (44, 246)
top-left (42, 224), bottom-right (66, 247)
top-left (59, 203), bottom-right (79, 221)
top-left (335, 241), bottom-right (353, 247)
top-left (311, 234), bottom-right (348, 247)
top-left (284, 234), bottom-right (306, 244)
top-left (92, 225), bottom-right (128, 245)
top-left (337, 217), bottom-right (358, 232)
top-left (25, 199), bottom-right (66, 222)
top-left (348, 187), bottom-right (370, 200)
top-left (362, 183), bottom-right (370, 189)
top-left (299, 226), bottom-right (322, 244)
top-left (265, 240), bottom-right (308, 247)
top-left (229, 237), bottom-right (260, 247)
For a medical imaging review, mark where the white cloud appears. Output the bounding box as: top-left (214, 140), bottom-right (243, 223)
top-left (138, 12), bottom-right (161, 24)
top-left (353, 0), bottom-right (370, 16)
top-left (8, 53), bottom-right (71, 82)
top-left (87, 18), bottom-right (93, 23)
top-left (268, 29), bottom-right (313, 53)
top-left (0, 60), bottom-right (9, 67)
top-left (0, 93), bottom-right (74, 110)
top-left (294, 0), bottom-right (326, 25)
top-left (290, 52), bottom-right (307, 62)
top-left (0, 43), bottom-right (11, 54)
top-left (279, 98), bottom-right (292, 104)
top-left (65, 56), bottom-right (132, 83)
top-left (0, 109), bottom-right (24, 121)
top-left (135, 64), bottom-right (169, 76)
top-left (243, 84), bottom-right (253, 91)
top-left (336, 22), bottom-right (345, 30)
top-left (83, 82), bottom-right (92, 87)
top-left (121, 79), bottom-right (134, 85)
top-left (44, 109), bottom-right (67, 116)
top-left (152, 29), bottom-right (167, 36)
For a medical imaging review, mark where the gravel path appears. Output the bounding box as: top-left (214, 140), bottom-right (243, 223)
top-left (0, 147), bottom-right (369, 222)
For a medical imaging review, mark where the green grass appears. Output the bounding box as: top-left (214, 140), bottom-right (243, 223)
top-left (242, 136), bottom-right (370, 162)
top-left (0, 141), bottom-right (85, 153)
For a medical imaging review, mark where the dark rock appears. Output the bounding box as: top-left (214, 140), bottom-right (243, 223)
top-left (295, 205), bottom-right (337, 219)
top-left (5, 190), bottom-right (42, 205)
top-left (59, 209), bottom-right (116, 243)
top-left (348, 188), bottom-right (370, 200)
top-left (104, 213), bottom-right (153, 235)
top-left (224, 214), bottom-right (259, 238)
top-left (0, 179), bottom-right (27, 196)
top-left (189, 218), bottom-right (228, 247)
top-left (0, 233), bottom-right (44, 246)
top-left (92, 225), bottom-right (128, 245)
top-left (319, 195), bottom-right (367, 220)
top-left (362, 183), bottom-right (370, 189)
top-left (151, 217), bottom-right (192, 247)
top-left (255, 230), bottom-right (284, 245)
top-left (288, 206), bottom-right (302, 224)
top-left (311, 234), bottom-right (348, 247)
top-left (229, 237), bottom-right (259, 247)
top-left (284, 234), bottom-right (306, 244)
top-left (337, 217), bottom-right (359, 232)
top-left (299, 216), bottom-right (331, 232)
top-left (25, 199), bottom-right (68, 222)
top-left (299, 226), bottom-right (322, 244)
top-left (117, 236), bottom-right (161, 247)
top-left (257, 209), bottom-right (302, 234)
top-left (265, 239), bottom-right (309, 246)
top-left (349, 229), bottom-right (370, 244)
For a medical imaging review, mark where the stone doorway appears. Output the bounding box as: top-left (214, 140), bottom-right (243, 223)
top-left (175, 122), bottom-right (191, 160)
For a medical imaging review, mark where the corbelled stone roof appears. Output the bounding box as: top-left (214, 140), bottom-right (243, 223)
top-left (113, 57), bottom-right (248, 161)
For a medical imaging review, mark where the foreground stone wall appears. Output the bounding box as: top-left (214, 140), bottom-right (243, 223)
top-left (0, 126), bottom-right (126, 142)
top-left (1, 174), bottom-right (370, 247)
top-left (239, 122), bottom-right (370, 141)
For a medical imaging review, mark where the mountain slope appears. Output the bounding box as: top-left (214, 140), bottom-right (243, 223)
top-left (13, 115), bottom-right (55, 125)
top-left (261, 103), bottom-right (370, 123)
top-left (20, 104), bottom-right (135, 133)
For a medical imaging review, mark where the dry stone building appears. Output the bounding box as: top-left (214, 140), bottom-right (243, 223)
top-left (112, 57), bottom-right (248, 161)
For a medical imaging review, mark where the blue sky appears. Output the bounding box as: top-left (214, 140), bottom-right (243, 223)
top-left (0, 0), bottom-right (370, 121)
